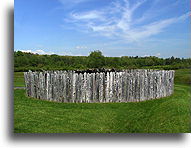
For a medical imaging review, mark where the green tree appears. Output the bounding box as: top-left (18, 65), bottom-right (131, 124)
top-left (88, 50), bottom-right (105, 68)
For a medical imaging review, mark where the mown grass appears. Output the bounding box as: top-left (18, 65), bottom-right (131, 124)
top-left (14, 72), bottom-right (25, 87)
top-left (14, 69), bottom-right (191, 133)
top-left (174, 69), bottom-right (191, 85)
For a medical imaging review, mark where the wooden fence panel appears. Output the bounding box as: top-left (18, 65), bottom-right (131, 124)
top-left (24, 69), bottom-right (175, 103)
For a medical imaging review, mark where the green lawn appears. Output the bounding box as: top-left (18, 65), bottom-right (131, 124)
top-left (14, 69), bottom-right (191, 133)
top-left (14, 72), bottom-right (25, 87)
top-left (174, 69), bottom-right (191, 85)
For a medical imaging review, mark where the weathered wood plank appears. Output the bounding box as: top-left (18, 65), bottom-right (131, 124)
top-left (24, 69), bottom-right (175, 103)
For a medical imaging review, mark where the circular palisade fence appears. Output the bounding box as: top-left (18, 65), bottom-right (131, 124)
top-left (24, 69), bottom-right (175, 103)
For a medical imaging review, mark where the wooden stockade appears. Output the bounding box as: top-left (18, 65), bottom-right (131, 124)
top-left (24, 69), bottom-right (174, 103)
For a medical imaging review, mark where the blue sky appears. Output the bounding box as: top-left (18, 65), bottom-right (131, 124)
top-left (15, 0), bottom-right (190, 58)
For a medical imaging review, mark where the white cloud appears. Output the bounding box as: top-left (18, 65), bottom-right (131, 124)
top-left (156, 53), bottom-right (161, 57)
top-left (58, 0), bottom-right (93, 9)
top-left (122, 12), bottom-right (190, 42)
top-left (61, 51), bottom-right (84, 56)
top-left (65, 0), bottom-right (190, 42)
top-left (20, 49), bottom-right (55, 55)
top-left (58, 0), bottom-right (91, 5)
top-left (19, 50), bottom-right (32, 53)
top-left (75, 46), bottom-right (88, 49)
top-left (143, 53), bottom-right (161, 57)
top-left (71, 11), bottom-right (104, 20)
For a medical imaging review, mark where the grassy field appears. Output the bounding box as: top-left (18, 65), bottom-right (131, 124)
top-left (14, 69), bottom-right (191, 133)
top-left (174, 69), bottom-right (191, 85)
top-left (14, 72), bottom-right (25, 87)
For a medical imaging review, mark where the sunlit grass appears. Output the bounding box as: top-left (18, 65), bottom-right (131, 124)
top-left (14, 72), bottom-right (25, 87)
top-left (14, 69), bottom-right (191, 133)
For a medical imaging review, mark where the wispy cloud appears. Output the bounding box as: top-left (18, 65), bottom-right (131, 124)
top-left (122, 12), bottom-right (190, 41)
top-left (63, 0), bottom-right (190, 42)
top-left (59, 0), bottom-right (91, 5)
top-left (70, 10), bottom-right (104, 20)
top-left (58, 0), bottom-right (93, 9)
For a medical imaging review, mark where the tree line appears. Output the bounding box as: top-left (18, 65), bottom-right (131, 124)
top-left (14, 50), bottom-right (191, 72)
